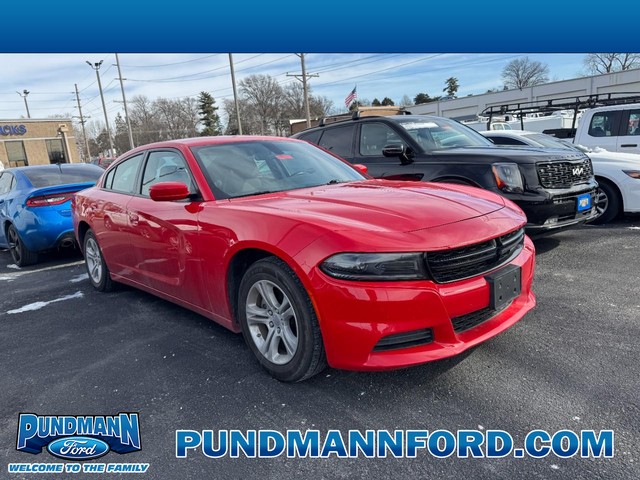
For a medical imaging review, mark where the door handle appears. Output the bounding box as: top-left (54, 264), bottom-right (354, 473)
top-left (620, 144), bottom-right (638, 148)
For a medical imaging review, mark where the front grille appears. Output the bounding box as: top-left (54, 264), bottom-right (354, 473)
top-left (536, 158), bottom-right (593, 188)
top-left (373, 329), bottom-right (434, 352)
top-left (426, 228), bottom-right (525, 283)
top-left (451, 302), bottom-right (511, 333)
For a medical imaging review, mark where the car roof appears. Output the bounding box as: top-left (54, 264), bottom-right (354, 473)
top-left (293, 114), bottom-right (449, 136)
top-left (117, 135), bottom-right (302, 157)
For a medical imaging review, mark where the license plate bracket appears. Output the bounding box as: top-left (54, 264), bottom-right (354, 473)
top-left (485, 265), bottom-right (521, 311)
top-left (577, 193), bottom-right (591, 212)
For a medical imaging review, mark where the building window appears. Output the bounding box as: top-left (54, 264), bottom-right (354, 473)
top-left (5, 141), bottom-right (28, 167)
top-left (46, 139), bottom-right (67, 164)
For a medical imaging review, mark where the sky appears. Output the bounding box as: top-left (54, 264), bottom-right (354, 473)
top-left (0, 53), bottom-right (589, 127)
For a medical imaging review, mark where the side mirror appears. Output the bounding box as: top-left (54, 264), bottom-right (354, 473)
top-left (382, 143), bottom-right (406, 157)
top-left (353, 164), bottom-right (368, 174)
top-left (149, 182), bottom-right (190, 202)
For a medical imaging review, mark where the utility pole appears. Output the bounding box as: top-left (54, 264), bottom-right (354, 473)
top-left (17, 90), bottom-right (31, 118)
top-left (228, 53), bottom-right (243, 134)
top-left (115, 53), bottom-right (135, 150)
top-left (287, 54), bottom-right (318, 128)
top-left (86, 60), bottom-right (115, 157)
top-left (74, 83), bottom-right (91, 162)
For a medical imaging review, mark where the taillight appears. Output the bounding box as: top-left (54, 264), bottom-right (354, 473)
top-left (26, 193), bottom-right (76, 207)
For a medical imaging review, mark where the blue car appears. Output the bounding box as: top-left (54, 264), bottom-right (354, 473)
top-left (0, 164), bottom-right (104, 266)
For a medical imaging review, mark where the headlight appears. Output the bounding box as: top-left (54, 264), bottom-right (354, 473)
top-left (623, 170), bottom-right (640, 179)
top-left (492, 163), bottom-right (524, 193)
top-left (320, 253), bottom-right (429, 281)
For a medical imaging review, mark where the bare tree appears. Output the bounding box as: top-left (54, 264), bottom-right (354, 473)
top-left (239, 74), bottom-right (284, 135)
top-left (501, 57), bottom-right (549, 90)
top-left (400, 94), bottom-right (413, 106)
top-left (584, 53), bottom-right (640, 74)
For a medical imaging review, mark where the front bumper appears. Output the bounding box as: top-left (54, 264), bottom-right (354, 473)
top-left (504, 182), bottom-right (598, 234)
top-left (308, 235), bottom-right (536, 371)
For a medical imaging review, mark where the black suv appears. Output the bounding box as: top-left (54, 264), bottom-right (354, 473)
top-left (292, 114), bottom-right (598, 234)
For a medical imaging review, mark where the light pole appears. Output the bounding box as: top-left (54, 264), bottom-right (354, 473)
top-left (115, 53), bottom-right (135, 149)
top-left (86, 60), bottom-right (115, 157)
top-left (228, 53), bottom-right (243, 134)
top-left (17, 90), bottom-right (31, 118)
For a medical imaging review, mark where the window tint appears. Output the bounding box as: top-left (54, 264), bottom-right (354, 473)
top-left (103, 168), bottom-right (115, 189)
top-left (141, 151), bottom-right (195, 196)
top-left (318, 125), bottom-right (355, 158)
top-left (110, 154), bottom-right (144, 194)
top-left (588, 111), bottom-right (621, 137)
top-left (22, 166), bottom-right (102, 187)
top-left (487, 136), bottom-right (528, 146)
top-left (359, 123), bottom-right (405, 156)
top-left (624, 109), bottom-right (640, 136)
top-left (297, 130), bottom-right (322, 145)
top-left (0, 173), bottom-right (13, 195)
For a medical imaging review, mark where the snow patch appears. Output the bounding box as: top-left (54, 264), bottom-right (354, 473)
top-left (70, 273), bottom-right (89, 283)
top-left (628, 226), bottom-right (640, 230)
top-left (7, 291), bottom-right (84, 314)
top-left (6, 264), bottom-right (20, 270)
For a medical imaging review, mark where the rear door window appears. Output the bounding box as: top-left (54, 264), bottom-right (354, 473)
top-left (318, 125), bottom-right (355, 158)
top-left (108, 154), bottom-right (144, 194)
top-left (588, 111), bottom-right (621, 137)
top-left (297, 130), bottom-right (322, 145)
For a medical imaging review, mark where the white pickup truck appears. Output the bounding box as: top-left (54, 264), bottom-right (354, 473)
top-left (566, 103), bottom-right (640, 155)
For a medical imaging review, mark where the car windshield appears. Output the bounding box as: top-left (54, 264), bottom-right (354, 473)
top-left (190, 140), bottom-right (366, 199)
top-left (22, 166), bottom-right (103, 187)
top-left (396, 117), bottom-right (493, 151)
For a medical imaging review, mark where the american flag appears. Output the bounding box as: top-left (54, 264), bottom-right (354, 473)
top-left (344, 86), bottom-right (357, 108)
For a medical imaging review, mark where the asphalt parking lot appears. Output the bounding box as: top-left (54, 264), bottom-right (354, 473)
top-left (1, 217), bottom-right (639, 479)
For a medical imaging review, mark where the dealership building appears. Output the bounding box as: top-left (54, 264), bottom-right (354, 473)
top-left (0, 119), bottom-right (80, 168)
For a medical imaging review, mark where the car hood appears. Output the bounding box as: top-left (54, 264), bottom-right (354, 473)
top-left (225, 180), bottom-right (505, 233)
top-left (588, 150), bottom-right (640, 168)
top-left (430, 146), bottom-right (585, 164)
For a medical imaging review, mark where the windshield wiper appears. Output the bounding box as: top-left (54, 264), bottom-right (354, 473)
top-left (325, 179), bottom-right (344, 185)
top-left (230, 190), bottom-right (278, 199)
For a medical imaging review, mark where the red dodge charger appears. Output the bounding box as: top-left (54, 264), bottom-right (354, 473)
top-left (72, 136), bottom-right (536, 382)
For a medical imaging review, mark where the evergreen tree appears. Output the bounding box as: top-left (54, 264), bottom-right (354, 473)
top-left (372, 98), bottom-right (381, 106)
top-left (381, 97), bottom-right (395, 106)
top-left (198, 91), bottom-right (221, 136)
top-left (443, 77), bottom-right (459, 97)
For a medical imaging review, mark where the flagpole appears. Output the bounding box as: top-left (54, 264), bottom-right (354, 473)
top-left (355, 85), bottom-right (359, 113)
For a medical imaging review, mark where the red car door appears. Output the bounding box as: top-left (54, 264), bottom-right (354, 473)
top-left (126, 149), bottom-right (208, 310)
top-left (93, 153), bottom-right (145, 279)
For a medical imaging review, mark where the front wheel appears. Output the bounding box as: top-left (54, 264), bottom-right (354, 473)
top-left (83, 230), bottom-right (113, 292)
top-left (7, 224), bottom-right (38, 267)
top-left (592, 180), bottom-right (621, 225)
top-left (238, 257), bottom-right (326, 382)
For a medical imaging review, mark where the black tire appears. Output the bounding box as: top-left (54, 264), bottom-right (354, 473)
top-left (592, 179), bottom-right (621, 225)
top-left (238, 257), bottom-right (326, 382)
top-left (83, 229), bottom-right (114, 292)
top-left (6, 224), bottom-right (38, 267)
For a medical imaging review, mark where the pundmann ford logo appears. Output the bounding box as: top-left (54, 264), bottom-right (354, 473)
top-left (16, 413), bottom-right (141, 460)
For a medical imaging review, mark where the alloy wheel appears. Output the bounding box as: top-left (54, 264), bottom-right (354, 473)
top-left (245, 280), bottom-right (299, 365)
top-left (85, 236), bottom-right (103, 284)
top-left (595, 188), bottom-right (609, 217)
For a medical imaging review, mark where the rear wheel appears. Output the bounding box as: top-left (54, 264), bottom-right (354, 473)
top-left (83, 230), bottom-right (113, 292)
top-left (592, 180), bottom-right (621, 224)
top-left (7, 224), bottom-right (38, 267)
top-left (238, 257), bottom-right (326, 382)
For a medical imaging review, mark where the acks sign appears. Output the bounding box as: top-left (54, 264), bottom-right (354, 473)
top-left (0, 125), bottom-right (27, 136)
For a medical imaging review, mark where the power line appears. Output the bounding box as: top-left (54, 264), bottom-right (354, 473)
top-left (120, 54), bottom-right (221, 68)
